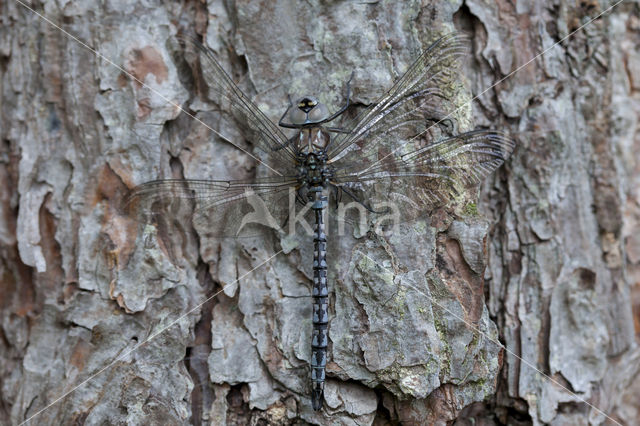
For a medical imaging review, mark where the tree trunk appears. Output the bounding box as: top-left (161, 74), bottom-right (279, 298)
top-left (1, 0), bottom-right (638, 425)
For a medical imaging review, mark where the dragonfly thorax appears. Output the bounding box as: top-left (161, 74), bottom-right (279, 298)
top-left (295, 127), bottom-right (330, 154)
top-left (293, 126), bottom-right (333, 187)
top-left (297, 152), bottom-right (333, 187)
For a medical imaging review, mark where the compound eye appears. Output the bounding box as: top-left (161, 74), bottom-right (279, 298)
top-left (289, 107), bottom-right (307, 124)
top-left (307, 102), bottom-right (328, 122)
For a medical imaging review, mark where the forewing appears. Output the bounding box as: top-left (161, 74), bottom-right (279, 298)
top-left (327, 32), bottom-right (469, 162)
top-left (172, 36), bottom-right (297, 175)
top-left (127, 177), bottom-right (299, 238)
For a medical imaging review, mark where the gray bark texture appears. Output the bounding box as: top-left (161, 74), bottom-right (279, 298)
top-left (1, 0), bottom-right (639, 425)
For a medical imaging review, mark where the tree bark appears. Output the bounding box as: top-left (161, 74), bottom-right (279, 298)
top-left (0, 0), bottom-right (638, 425)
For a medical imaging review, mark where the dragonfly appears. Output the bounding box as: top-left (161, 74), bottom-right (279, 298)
top-left (127, 32), bottom-right (514, 411)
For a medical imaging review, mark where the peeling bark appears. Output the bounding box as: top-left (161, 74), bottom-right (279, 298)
top-left (1, 1), bottom-right (639, 425)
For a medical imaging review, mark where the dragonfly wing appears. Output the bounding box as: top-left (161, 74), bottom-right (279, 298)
top-left (327, 32), bottom-right (469, 163)
top-left (325, 32), bottom-right (514, 221)
top-left (127, 177), bottom-right (300, 238)
top-left (331, 130), bottom-right (514, 220)
top-left (172, 36), bottom-right (297, 175)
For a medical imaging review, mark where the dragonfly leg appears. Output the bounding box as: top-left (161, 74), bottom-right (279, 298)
top-left (320, 71), bottom-right (355, 124)
top-left (323, 126), bottom-right (351, 134)
top-left (334, 184), bottom-right (383, 214)
top-left (328, 184), bottom-right (342, 209)
top-left (295, 185), bottom-right (308, 206)
top-left (278, 95), bottom-right (300, 129)
top-left (273, 134), bottom-right (298, 151)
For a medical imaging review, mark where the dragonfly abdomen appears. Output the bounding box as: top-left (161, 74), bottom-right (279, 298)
top-left (309, 184), bottom-right (329, 411)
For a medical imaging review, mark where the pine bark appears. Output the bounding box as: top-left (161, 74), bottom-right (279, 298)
top-left (0, 1), bottom-right (638, 425)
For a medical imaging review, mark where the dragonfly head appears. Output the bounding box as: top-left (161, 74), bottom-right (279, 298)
top-left (289, 96), bottom-right (329, 125)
